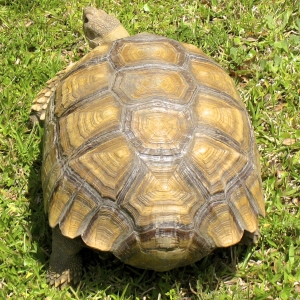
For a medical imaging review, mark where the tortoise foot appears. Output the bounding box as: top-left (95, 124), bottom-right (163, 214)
top-left (47, 256), bottom-right (82, 288)
top-left (48, 226), bottom-right (84, 288)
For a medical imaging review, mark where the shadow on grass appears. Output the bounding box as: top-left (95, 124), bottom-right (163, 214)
top-left (26, 135), bottom-right (51, 269)
top-left (76, 246), bottom-right (242, 299)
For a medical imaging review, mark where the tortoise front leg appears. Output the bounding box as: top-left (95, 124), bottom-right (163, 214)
top-left (30, 63), bottom-right (75, 124)
top-left (47, 226), bottom-right (84, 288)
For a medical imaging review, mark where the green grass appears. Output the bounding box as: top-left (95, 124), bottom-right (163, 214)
top-left (0, 0), bottom-right (299, 299)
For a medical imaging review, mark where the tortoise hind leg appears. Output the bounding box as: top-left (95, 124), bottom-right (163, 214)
top-left (47, 226), bottom-right (84, 288)
top-left (239, 229), bottom-right (261, 246)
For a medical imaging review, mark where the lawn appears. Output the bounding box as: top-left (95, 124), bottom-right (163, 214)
top-left (0, 0), bottom-right (299, 299)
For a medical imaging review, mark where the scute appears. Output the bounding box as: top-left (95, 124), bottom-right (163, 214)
top-left (55, 61), bottom-right (114, 117)
top-left (110, 34), bottom-right (186, 68)
top-left (229, 185), bottom-right (258, 233)
top-left (42, 96), bottom-right (62, 212)
top-left (198, 202), bottom-right (243, 248)
top-left (125, 106), bottom-right (193, 155)
top-left (193, 92), bottom-right (251, 152)
top-left (113, 68), bottom-right (196, 105)
top-left (121, 166), bottom-right (205, 227)
top-left (114, 228), bottom-right (215, 271)
top-left (187, 134), bottom-right (248, 195)
top-left (82, 206), bottom-right (132, 252)
top-left (245, 171), bottom-right (265, 216)
top-left (69, 135), bottom-right (136, 199)
top-left (59, 94), bottom-right (121, 157)
top-left (48, 175), bottom-right (78, 228)
top-left (59, 188), bottom-right (99, 238)
top-left (189, 59), bottom-right (242, 105)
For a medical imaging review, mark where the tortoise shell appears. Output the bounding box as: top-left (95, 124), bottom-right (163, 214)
top-left (42, 33), bottom-right (264, 271)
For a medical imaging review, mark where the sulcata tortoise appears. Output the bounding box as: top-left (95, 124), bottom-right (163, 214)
top-left (31, 7), bottom-right (265, 288)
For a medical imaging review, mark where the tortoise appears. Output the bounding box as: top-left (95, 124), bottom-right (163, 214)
top-left (31, 7), bottom-right (265, 288)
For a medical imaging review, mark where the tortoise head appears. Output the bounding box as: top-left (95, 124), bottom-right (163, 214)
top-left (83, 7), bottom-right (130, 48)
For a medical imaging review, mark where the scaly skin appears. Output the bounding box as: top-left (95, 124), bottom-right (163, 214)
top-left (47, 226), bottom-right (84, 288)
